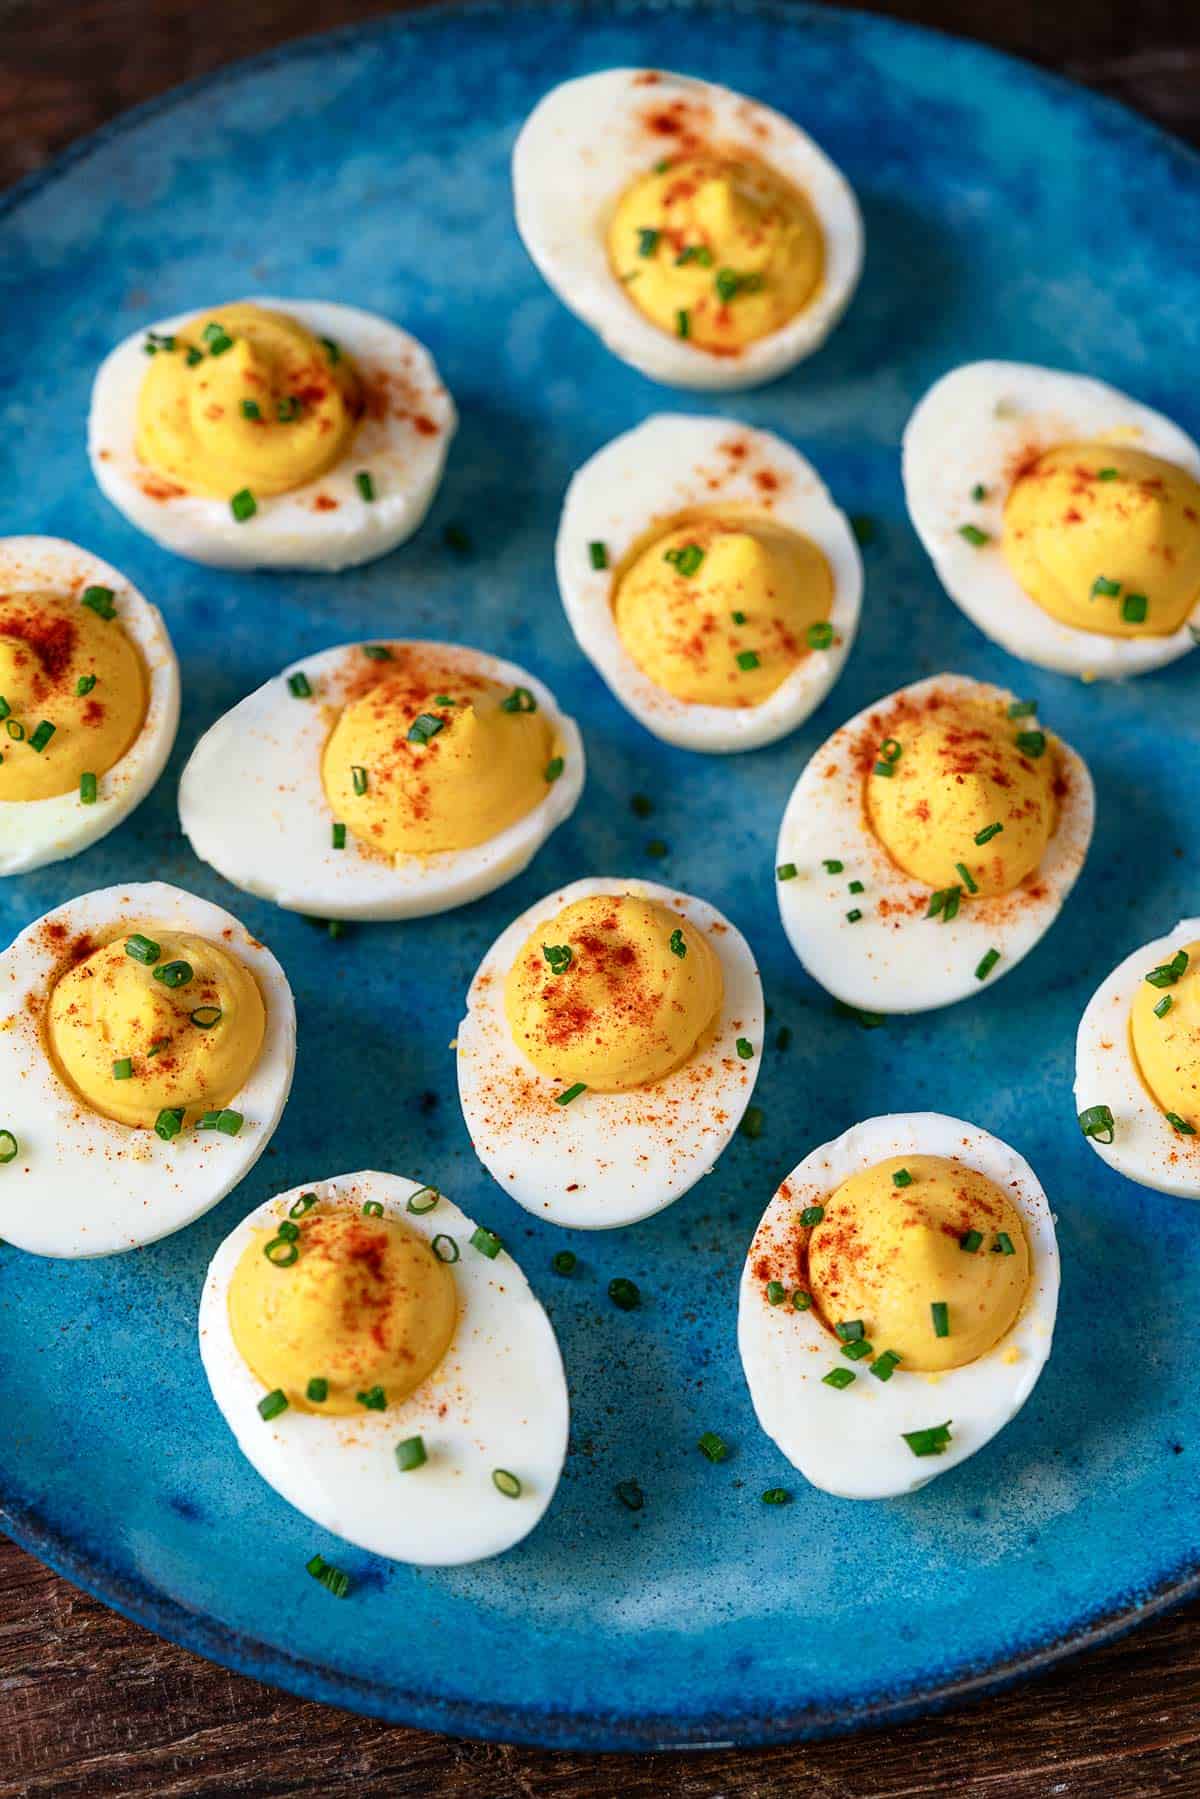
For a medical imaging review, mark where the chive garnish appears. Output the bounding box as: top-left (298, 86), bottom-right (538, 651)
top-left (1097, 467), bottom-right (1118, 480)
top-left (870, 1350), bottom-right (901, 1381)
top-left (609, 1277), bottom-right (640, 1311)
top-left (555, 1082), bottom-right (587, 1106)
top-left (1007, 699), bottom-right (1037, 718)
top-left (350, 765), bottom-right (368, 796)
top-left (697, 1431), bottom-right (728, 1463)
top-left (28, 721), bottom-right (55, 754)
top-left (903, 1422), bottom-right (952, 1457)
top-left (955, 862), bottom-right (979, 895)
top-left (1091, 575), bottom-right (1121, 598)
top-left (544, 756), bottom-right (564, 783)
top-left (331, 823), bottom-right (346, 850)
top-left (793, 1289), bottom-right (812, 1311)
top-left (202, 321), bottom-right (233, 355)
top-left (637, 227), bottom-right (660, 257)
top-left (762, 1488), bottom-right (791, 1505)
top-left (665, 543), bottom-right (705, 577)
top-left (736, 1038), bottom-right (754, 1059)
top-left (974, 822), bottom-right (1003, 846)
top-left (931, 1301), bottom-right (949, 1337)
top-left (500, 686), bottom-right (537, 713)
top-left (190, 1006), bottom-right (222, 1030)
top-left (362, 1200), bottom-right (384, 1217)
top-left (320, 336), bottom-right (341, 365)
top-left (1167, 1112), bottom-right (1197, 1136)
top-left (800, 1205), bottom-right (825, 1227)
top-left (112, 1057), bottom-right (132, 1081)
top-left (552, 1250), bottom-right (577, 1275)
top-left (543, 943), bottom-right (573, 975)
top-left (264, 1236), bottom-right (298, 1266)
top-left (1120, 593), bottom-right (1147, 625)
top-left (125, 934), bottom-right (160, 965)
top-left (823, 1368), bottom-right (856, 1389)
top-left (395, 1436), bottom-right (427, 1471)
top-left (241, 398), bottom-right (261, 420)
top-left (926, 886), bottom-right (961, 923)
top-left (291, 1193), bottom-right (317, 1219)
top-left (741, 1105), bottom-right (765, 1138)
top-left (306, 1378), bottom-right (328, 1403)
top-left (258, 1389), bottom-right (288, 1422)
top-left (407, 713), bottom-right (444, 745)
top-left (669, 926), bottom-right (687, 958)
top-left (1078, 1104), bottom-right (1115, 1143)
top-left (287, 671), bottom-right (312, 698)
top-left (1015, 729), bottom-right (1046, 759)
top-left (971, 483), bottom-right (988, 501)
top-left (589, 541), bottom-right (608, 570)
top-left (975, 947), bottom-right (1001, 981)
top-left (836, 1320), bottom-right (865, 1343)
top-left (766, 1280), bottom-right (786, 1305)
top-left (731, 609), bottom-right (747, 625)
top-left (406, 1185), bottom-right (439, 1214)
top-left (492, 1469), bottom-right (522, 1498)
top-left (277, 395), bottom-right (301, 422)
top-left (846, 908), bottom-right (863, 923)
top-left (1154, 995), bottom-right (1174, 1018)
top-left (960, 1228), bottom-right (983, 1253)
top-left (1146, 950), bottom-right (1188, 988)
top-left (0, 1130), bottom-right (17, 1165)
top-left (230, 488), bottom-right (257, 522)
top-left (81, 585), bottom-right (116, 620)
top-left (807, 621), bottom-right (834, 649)
top-left (776, 863), bottom-right (798, 881)
top-left (362, 644), bottom-right (393, 661)
top-left (306, 1553), bottom-right (350, 1599)
top-left (153, 959), bottom-right (193, 989)
top-left (355, 471), bottom-right (375, 502)
top-left (992, 1231), bottom-right (1016, 1254)
top-left (357, 1385), bottom-right (386, 1411)
top-left (197, 1108), bottom-right (244, 1136)
top-left (432, 1234), bottom-right (459, 1263)
top-left (736, 650), bottom-right (761, 671)
top-left (892, 1168), bottom-right (912, 1187)
top-left (79, 772), bottom-right (97, 805)
top-left (842, 1338), bottom-right (874, 1362)
top-left (848, 880), bottom-right (864, 895)
top-left (154, 1106), bottom-right (184, 1142)
top-left (823, 859), bottom-right (844, 874)
top-left (471, 1225), bottom-right (503, 1260)
top-left (676, 309), bottom-right (690, 338)
top-left (7, 719), bottom-right (24, 742)
top-left (958, 524), bottom-right (989, 547)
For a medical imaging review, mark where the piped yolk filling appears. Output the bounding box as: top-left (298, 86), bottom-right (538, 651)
top-left (136, 303), bottom-right (363, 499)
top-left (228, 1206), bottom-right (457, 1415)
top-left (612, 511), bottom-right (832, 707)
top-left (806, 1154), bottom-right (1031, 1373)
top-left (321, 665), bottom-right (559, 858)
top-left (46, 928), bottom-right (265, 1129)
top-left (865, 693), bottom-right (1056, 898)
top-left (1003, 442), bottom-right (1200, 637)
top-left (1130, 940), bottom-right (1200, 1133)
top-left (504, 892), bottom-right (723, 1092)
top-left (0, 590), bottom-right (146, 801)
top-left (606, 153), bottom-right (823, 351)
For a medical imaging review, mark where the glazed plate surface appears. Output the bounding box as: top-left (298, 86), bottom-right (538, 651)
top-left (1, 0), bottom-right (1199, 1749)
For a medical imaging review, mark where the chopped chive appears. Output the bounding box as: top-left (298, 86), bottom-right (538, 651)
top-left (471, 1225), bottom-right (503, 1260)
top-left (287, 671), bottom-right (313, 698)
top-left (776, 862), bottom-right (798, 881)
top-left (154, 1106), bottom-right (184, 1142)
top-left (960, 1228), bottom-right (983, 1253)
top-left (0, 698), bottom-right (8, 721)
top-left (500, 686), bottom-right (537, 713)
top-left (277, 395), bottom-right (302, 422)
top-left (0, 1130), bottom-right (17, 1165)
top-left (842, 1338), bottom-right (874, 1362)
top-left (893, 1168), bottom-right (912, 1188)
top-left (28, 721), bottom-right (55, 753)
top-left (822, 859), bottom-right (844, 874)
top-left (354, 470), bottom-right (375, 502)
top-left (800, 1205), bottom-right (825, 1227)
top-left (542, 943), bottom-right (573, 975)
top-left (1078, 1104), bottom-right (1115, 1144)
top-left (878, 738), bottom-right (902, 764)
top-left (736, 650), bottom-right (761, 671)
top-left (766, 1279), bottom-right (786, 1305)
top-left (362, 1200), bottom-right (384, 1218)
top-left (669, 926), bottom-right (687, 959)
top-left (992, 1231), bottom-right (1017, 1254)
top-left (290, 1193), bottom-right (317, 1218)
top-left (305, 1553), bottom-right (350, 1599)
top-left (615, 1479), bottom-right (644, 1511)
top-left (792, 1288), bottom-right (812, 1311)
top-left (407, 712), bottom-right (444, 746)
top-left (1122, 593), bottom-right (1148, 624)
top-left (1007, 699), bottom-right (1037, 718)
top-left (264, 1237), bottom-right (298, 1266)
top-left (903, 1422), bottom-right (952, 1457)
top-left (190, 1005), bottom-right (222, 1030)
top-left (846, 908), bottom-right (863, 923)
top-left (197, 1107), bottom-right (244, 1136)
top-left (112, 1057), bottom-right (133, 1081)
top-left (258, 1389), bottom-right (288, 1421)
top-left (153, 959), bottom-right (193, 989)
top-left (552, 1250), bottom-right (577, 1275)
top-left (306, 1378), bottom-right (328, 1403)
top-left (357, 1385), bottom-right (387, 1411)
top-left (955, 861), bottom-right (979, 894)
top-left (836, 1319), bottom-right (865, 1342)
top-left (395, 1435), bottom-right (427, 1471)
top-left (835, 1003), bottom-right (886, 1030)
top-left (848, 880), bottom-right (864, 895)
top-left (1097, 467), bottom-right (1119, 480)
top-left (1146, 950), bottom-right (1189, 988)
top-left (349, 764), bottom-right (368, 797)
top-left (202, 321), bottom-right (233, 354)
top-left (362, 644), bottom-right (394, 661)
top-left (331, 822), bottom-right (346, 850)
top-left (555, 1082), bottom-right (587, 1106)
top-left (147, 1038), bottom-right (169, 1058)
top-left (931, 1301), bottom-right (949, 1337)
top-left (1091, 575), bottom-right (1121, 598)
top-left (665, 543), bottom-right (705, 578)
top-left (975, 947), bottom-right (1001, 982)
top-left (125, 934), bottom-right (161, 965)
top-left (543, 755), bottom-right (565, 784)
top-left (761, 1488), bottom-right (791, 1505)
top-left (432, 1233), bottom-right (459, 1263)
top-left (873, 760), bottom-right (895, 778)
top-left (971, 483), bottom-right (988, 501)
top-left (608, 1277), bottom-right (640, 1311)
top-left (1167, 1112), bottom-right (1197, 1136)
top-left (697, 1431), bottom-right (728, 1463)
top-left (926, 886), bottom-right (961, 923)
top-left (320, 336), bottom-right (341, 365)
top-left (79, 772), bottom-right (97, 805)
top-left (870, 1349), bottom-right (902, 1382)
top-left (1015, 729), bottom-right (1046, 759)
top-left (81, 585), bottom-right (116, 620)
top-left (230, 488), bottom-right (257, 522)
top-left (185, 346), bottom-right (203, 366)
top-left (731, 609), bottom-right (747, 625)
top-left (637, 227), bottom-right (660, 257)
top-left (275, 1221), bottom-right (300, 1244)
top-left (741, 1105), bottom-right (765, 1139)
top-left (676, 308), bottom-right (690, 339)
top-left (588, 540), bottom-right (609, 570)
top-left (958, 524), bottom-right (990, 547)
top-left (736, 1037), bottom-right (754, 1059)
top-left (492, 1468), bottom-right (522, 1498)
top-left (406, 1186), bottom-right (439, 1214)
top-left (807, 621), bottom-right (834, 650)
top-left (1154, 995), bottom-right (1174, 1018)
top-left (823, 1367), bottom-right (856, 1389)
top-left (241, 398), bottom-right (261, 420)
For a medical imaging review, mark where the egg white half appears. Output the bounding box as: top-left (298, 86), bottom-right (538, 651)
top-left (178, 640), bottom-right (585, 921)
top-left (198, 1171), bottom-right (569, 1566)
top-left (88, 299), bottom-right (455, 571)
top-left (775, 674), bottom-right (1094, 1014)
top-left (0, 537), bottom-right (179, 876)
top-left (0, 883), bottom-right (295, 1257)
top-left (513, 68), bottom-right (863, 391)
top-left (557, 415), bottom-right (862, 752)
top-left (903, 361), bottom-right (1200, 679)
top-left (738, 1112), bottom-right (1060, 1499)
top-left (1074, 917), bottom-right (1200, 1200)
top-left (457, 876), bottom-right (763, 1229)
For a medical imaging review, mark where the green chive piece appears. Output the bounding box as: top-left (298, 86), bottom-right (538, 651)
top-left (926, 886), bottom-right (961, 923)
top-left (807, 620), bottom-right (834, 650)
top-left (81, 585), bottom-right (116, 620)
top-left (362, 644), bottom-right (394, 661)
top-left (28, 721), bottom-right (55, 753)
top-left (395, 1435), bottom-right (427, 1472)
top-left (197, 1108), bottom-right (244, 1137)
top-left (823, 1367), bottom-right (856, 1389)
top-left (545, 756), bottom-right (564, 783)
top-left (202, 321), bottom-right (234, 355)
top-left (736, 650), bottom-right (761, 671)
top-left (552, 1250), bottom-right (577, 1275)
top-left (761, 1487), bottom-right (791, 1505)
top-left (669, 927), bottom-right (687, 959)
top-left (676, 309), bottom-right (690, 338)
top-left (258, 1389), bottom-right (288, 1421)
top-left (406, 1186), bottom-right (439, 1214)
top-left (975, 947), bottom-right (1001, 981)
top-left (736, 1037), bottom-right (754, 1059)
top-left (776, 862), bottom-right (798, 881)
top-left (241, 398), bottom-right (261, 420)
top-left (697, 1431), bottom-right (728, 1463)
top-left (931, 1301), bottom-right (950, 1337)
top-left (6, 719), bottom-right (24, 742)
top-left (555, 1082), bottom-right (587, 1106)
top-left (277, 395), bottom-right (301, 422)
top-left (185, 346), bottom-right (203, 366)
top-left (1097, 467), bottom-right (1119, 480)
top-left (1121, 592), bottom-right (1148, 624)
top-left (836, 1320), bottom-right (865, 1343)
top-left (357, 1385), bottom-right (387, 1411)
top-left (125, 934), bottom-right (161, 965)
top-left (589, 540), bottom-right (609, 570)
top-left (960, 1228), bottom-right (983, 1253)
top-left (355, 470), bottom-right (375, 502)
top-left (971, 483), bottom-right (988, 501)
top-left (264, 1237), bottom-right (298, 1266)
top-left (1091, 575), bottom-right (1121, 598)
top-left (320, 336), bottom-right (341, 365)
top-left (1146, 950), bottom-right (1188, 988)
top-left (800, 1205), bottom-right (825, 1227)
top-left (287, 671), bottom-right (312, 698)
top-left (500, 686), bottom-right (537, 713)
top-left (823, 859), bottom-right (844, 874)
top-left (993, 1231), bottom-right (1017, 1254)
top-left (741, 1105), bottom-right (765, 1139)
top-left (471, 1225), bottom-right (503, 1260)
top-left (954, 861), bottom-right (979, 895)
top-left (306, 1553), bottom-right (350, 1599)
top-left (615, 1479), bottom-right (644, 1511)
top-left (542, 943), bottom-right (573, 975)
top-left (878, 738), bottom-right (902, 764)
top-left (432, 1234), bottom-right (459, 1263)
top-left (1154, 995), bottom-right (1174, 1018)
top-left (842, 1338), bottom-right (874, 1362)
top-left (893, 1168), bottom-right (912, 1188)
top-left (492, 1468), bottom-right (522, 1498)
top-left (731, 609), bottom-right (747, 625)
top-left (362, 1200), bottom-right (384, 1218)
top-left (407, 713), bottom-right (444, 745)
top-left (154, 1106), bottom-right (184, 1142)
top-left (870, 1350), bottom-right (902, 1382)
top-left (0, 698), bottom-right (9, 721)
top-left (959, 524), bottom-right (990, 547)
top-left (190, 1005), bottom-right (222, 1030)
top-left (975, 822), bottom-right (1003, 846)
top-left (873, 760), bottom-right (895, 778)
top-left (665, 543), bottom-right (705, 577)
top-left (230, 488), bottom-right (257, 522)
top-left (766, 1280), bottom-right (786, 1306)
top-left (112, 1057), bottom-right (133, 1081)
top-left (792, 1288), bottom-right (812, 1311)
top-left (290, 1193), bottom-right (317, 1218)
top-left (331, 823), bottom-right (346, 850)
top-left (306, 1378), bottom-right (328, 1403)
top-left (848, 880), bottom-right (864, 895)
top-left (637, 227), bottom-right (660, 257)
top-left (1015, 729), bottom-right (1046, 759)
top-left (903, 1422), bottom-right (952, 1458)
top-left (79, 772), bottom-right (98, 805)
top-left (0, 1130), bottom-right (18, 1165)
top-left (275, 1221), bottom-right (300, 1244)
top-left (1078, 1104), bottom-right (1115, 1144)
top-left (1167, 1112), bottom-right (1197, 1136)
top-left (351, 765), bottom-right (368, 796)
top-left (153, 959), bottom-right (194, 989)
top-left (846, 908), bottom-right (863, 924)
top-left (1007, 699), bottom-right (1037, 718)
top-left (608, 1277), bottom-right (640, 1311)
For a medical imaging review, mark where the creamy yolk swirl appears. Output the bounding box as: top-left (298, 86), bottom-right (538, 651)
top-left (1130, 940), bottom-right (1200, 1133)
top-left (504, 893), bottom-right (723, 1091)
top-left (1003, 443), bottom-right (1200, 637)
top-left (322, 661), bottom-right (559, 858)
top-left (613, 511), bottom-right (832, 707)
top-left (806, 1155), bottom-right (1031, 1372)
top-left (137, 303), bottom-right (363, 499)
top-left (866, 691), bottom-right (1057, 898)
top-left (0, 589), bottom-right (146, 801)
top-left (608, 154), bottom-right (823, 351)
top-left (228, 1205), bottom-right (457, 1414)
top-left (46, 928), bottom-right (265, 1128)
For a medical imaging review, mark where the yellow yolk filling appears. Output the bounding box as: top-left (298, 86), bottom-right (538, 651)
top-left (228, 1207), bottom-right (456, 1415)
top-left (1003, 443), bottom-right (1200, 637)
top-left (136, 303), bottom-right (363, 499)
top-left (322, 667), bottom-right (559, 858)
top-left (504, 892), bottom-right (723, 1091)
top-left (866, 692), bottom-right (1056, 898)
top-left (607, 154), bottom-right (823, 351)
top-left (806, 1155), bottom-right (1031, 1372)
top-left (0, 590), bottom-right (146, 801)
top-left (46, 929), bottom-right (266, 1129)
top-left (612, 513), bottom-right (832, 707)
top-left (1130, 940), bottom-right (1200, 1133)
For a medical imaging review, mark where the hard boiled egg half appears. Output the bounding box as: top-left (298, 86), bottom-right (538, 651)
top-left (0, 883), bottom-right (295, 1257)
top-left (739, 1113), bottom-right (1060, 1498)
top-left (199, 1171), bottom-right (569, 1566)
top-left (903, 362), bottom-right (1200, 678)
top-left (0, 537), bottom-right (179, 875)
top-left (557, 415), bottom-right (862, 752)
top-left (775, 674), bottom-right (1094, 1013)
top-left (457, 876), bottom-right (763, 1228)
top-left (1075, 918), bottom-right (1200, 1199)
top-left (89, 299), bottom-right (455, 571)
top-left (179, 640), bottom-right (584, 921)
top-left (513, 69), bottom-right (863, 390)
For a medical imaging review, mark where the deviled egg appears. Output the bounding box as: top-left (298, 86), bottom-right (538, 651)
top-left (1075, 918), bottom-right (1200, 1199)
top-left (179, 640), bottom-right (584, 921)
top-left (739, 1112), bottom-right (1059, 1498)
top-left (89, 299), bottom-right (455, 570)
top-left (513, 69), bottom-right (863, 390)
top-left (775, 674), bottom-right (1094, 1013)
top-left (199, 1171), bottom-right (569, 1566)
top-left (457, 876), bottom-right (763, 1228)
top-left (0, 536), bottom-right (179, 875)
top-left (0, 883), bottom-right (295, 1257)
top-left (557, 415), bottom-right (861, 752)
top-left (903, 362), bottom-right (1200, 678)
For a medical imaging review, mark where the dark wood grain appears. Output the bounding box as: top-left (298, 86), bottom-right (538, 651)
top-left (3, 2), bottom-right (1200, 1794)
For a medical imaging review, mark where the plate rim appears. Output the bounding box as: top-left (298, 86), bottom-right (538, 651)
top-left (3, 0), bottom-right (1199, 1749)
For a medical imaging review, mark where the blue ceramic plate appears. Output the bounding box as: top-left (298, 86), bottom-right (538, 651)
top-left (2, 0), bottom-right (1199, 1751)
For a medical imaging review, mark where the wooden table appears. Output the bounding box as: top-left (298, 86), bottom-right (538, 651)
top-left (3, 4), bottom-right (1199, 1793)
